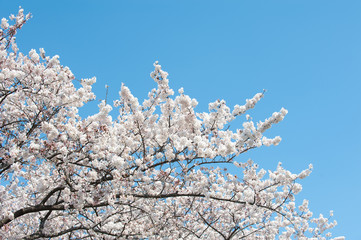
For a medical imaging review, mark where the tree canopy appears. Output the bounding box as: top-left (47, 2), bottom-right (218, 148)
top-left (0, 9), bottom-right (343, 240)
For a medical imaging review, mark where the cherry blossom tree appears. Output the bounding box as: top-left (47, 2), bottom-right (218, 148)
top-left (0, 9), bottom-right (344, 240)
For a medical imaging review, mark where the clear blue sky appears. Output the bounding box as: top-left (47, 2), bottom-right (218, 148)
top-left (1, 1), bottom-right (360, 238)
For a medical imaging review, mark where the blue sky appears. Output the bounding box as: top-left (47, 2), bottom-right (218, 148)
top-left (1, 1), bottom-right (360, 238)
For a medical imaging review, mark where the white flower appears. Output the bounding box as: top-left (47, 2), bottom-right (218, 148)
top-left (1, 18), bottom-right (9, 29)
top-left (29, 49), bottom-right (40, 62)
